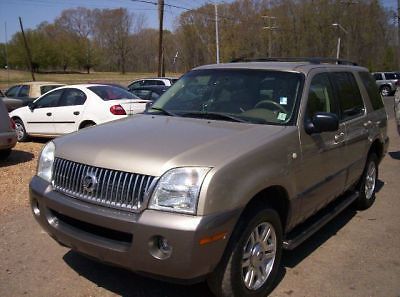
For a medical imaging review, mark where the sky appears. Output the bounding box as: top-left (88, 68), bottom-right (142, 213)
top-left (0, 0), bottom-right (398, 43)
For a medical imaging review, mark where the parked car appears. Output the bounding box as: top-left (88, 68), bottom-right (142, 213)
top-left (129, 85), bottom-right (169, 101)
top-left (10, 84), bottom-right (150, 142)
top-left (127, 77), bottom-right (178, 89)
top-left (395, 86), bottom-right (400, 135)
top-left (1, 81), bottom-right (65, 111)
top-left (372, 72), bottom-right (400, 96)
top-left (0, 99), bottom-right (17, 160)
top-left (30, 59), bottom-right (388, 297)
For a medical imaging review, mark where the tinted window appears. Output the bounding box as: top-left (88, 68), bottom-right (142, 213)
top-left (132, 89), bottom-right (151, 100)
top-left (151, 91), bottom-right (160, 101)
top-left (358, 72), bottom-right (384, 110)
top-left (152, 69), bottom-right (303, 125)
top-left (59, 88), bottom-right (87, 106)
top-left (89, 86), bottom-right (137, 100)
top-left (373, 73), bottom-right (383, 80)
top-left (331, 72), bottom-right (365, 120)
top-left (384, 73), bottom-right (398, 80)
top-left (41, 85), bottom-right (62, 95)
top-left (143, 80), bottom-right (164, 86)
top-left (306, 73), bottom-right (338, 117)
top-left (18, 85), bottom-right (30, 98)
top-left (5, 85), bottom-right (20, 97)
top-left (35, 89), bottom-right (63, 108)
top-left (128, 81), bottom-right (144, 88)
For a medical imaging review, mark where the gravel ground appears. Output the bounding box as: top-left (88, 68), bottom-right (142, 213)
top-left (0, 98), bottom-right (399, 297)
top-left (0, 141), bottom-right (44, 214)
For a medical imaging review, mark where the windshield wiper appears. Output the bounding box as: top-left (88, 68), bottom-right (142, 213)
top-left (148, 106), bottom-right (178, 117)
top-left (181, 111), bottom-right (248, 123)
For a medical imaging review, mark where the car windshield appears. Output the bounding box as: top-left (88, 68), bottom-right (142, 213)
top-left (149, 69), bottom-right (303, 125)
top-left (88, 85), bottom-right (138, 100)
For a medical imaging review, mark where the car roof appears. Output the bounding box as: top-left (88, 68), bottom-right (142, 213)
top-left (194, 61), bottom-right (368, 75)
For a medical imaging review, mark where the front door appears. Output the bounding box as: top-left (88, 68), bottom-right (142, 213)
top-left (24, 89), bottom-right (63, 135)
top-left (297, 71), bottom-right (347, 220)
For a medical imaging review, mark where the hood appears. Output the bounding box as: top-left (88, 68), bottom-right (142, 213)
top-left (54, 114), bottom-right (286, 176)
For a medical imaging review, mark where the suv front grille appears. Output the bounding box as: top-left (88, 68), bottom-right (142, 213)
top-left (52, 158), bottom-right (156, 212)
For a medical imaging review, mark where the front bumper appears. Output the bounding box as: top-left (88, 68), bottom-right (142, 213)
top-left (30, 176), bottom-right (240, 281)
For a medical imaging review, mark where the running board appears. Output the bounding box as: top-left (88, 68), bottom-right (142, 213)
top-left (283, 191), bottom-right (359, 250)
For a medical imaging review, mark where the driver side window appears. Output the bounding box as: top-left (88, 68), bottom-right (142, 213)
top-left (35, 89), bottom-right (64, 108)
top-left (306, 73), bottom-right (338, 117)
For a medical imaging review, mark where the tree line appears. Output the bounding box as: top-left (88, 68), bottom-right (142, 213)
top-left (0, 0), bottom-right (398, 74)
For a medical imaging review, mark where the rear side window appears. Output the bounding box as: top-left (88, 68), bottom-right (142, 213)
top-left (143, 80), bottom-right (164, 86)
top-left (358, 72), bottom-right (384, 110)
top-left (384, 73), bottom-right (397, 80)
top-left (18, 85), bottom-right (30, 98)
top-left (331, 72), bottom-right (365, 120)
top-left (59, 88), bottom-right (87, 106)
top-left (89, 86), bottom-right (137, 100)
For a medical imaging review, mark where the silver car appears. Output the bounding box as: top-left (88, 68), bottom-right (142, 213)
top-left (0, 99), bottom-right (17, 159)
top-left (372, 72), bottom-right (400, 96)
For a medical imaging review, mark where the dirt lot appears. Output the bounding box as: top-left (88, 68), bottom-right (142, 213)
top-left (0, 99), bottom-right (399, 297)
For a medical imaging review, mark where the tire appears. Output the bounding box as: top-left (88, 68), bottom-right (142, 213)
top-left (207, 208), bottom-right (282, 297)
top-left (380, 85), bottom-right (391, 97)
top-left (355, 153), bottom-right (378, 210)
top-left (0, 149), bottom-right (11, 160)
top-left (81, 122), bottom-right (95, 129)
top-left (14, 119), bottom-right (29, 142)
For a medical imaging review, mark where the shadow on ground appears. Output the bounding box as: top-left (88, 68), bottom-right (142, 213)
top-left (63, 182), bottom-right (389, 296)
top-left (388, 151), bottom-right (400, 160)
top-left (0, 149), bottom-right (34, 167)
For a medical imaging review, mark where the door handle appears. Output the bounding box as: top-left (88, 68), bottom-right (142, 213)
top-left (334, 132), bottom-right (345, 143)
top-left (46, 112), bottom-right (52, 116)
top-left (73, 111), bottom-right (80, 115)
top-left (363, 120), bottom-right (372, 128)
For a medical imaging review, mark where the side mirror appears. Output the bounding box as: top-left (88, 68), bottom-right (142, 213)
top-left (305, 112), bottom-right (339, 135)
top-left (28, 102), bottom-right (35, 111)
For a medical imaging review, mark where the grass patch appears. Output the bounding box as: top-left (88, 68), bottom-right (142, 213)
top-left (0, 69), bottom-right (180, 90)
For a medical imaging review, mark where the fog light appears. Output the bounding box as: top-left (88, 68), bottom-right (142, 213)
top-left (149, 236), bottom-right (173, 260)
top-left (32, 199), bottom-right (40, 216)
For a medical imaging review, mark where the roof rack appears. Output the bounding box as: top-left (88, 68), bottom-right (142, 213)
top-left (230, 57), bottom-right (358, 66)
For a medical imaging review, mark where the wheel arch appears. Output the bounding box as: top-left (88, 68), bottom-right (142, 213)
top-left (240, 185), bottom-right (291, 234)
top-left (368, 139), bottom-right (384, 163)
top-left (78, 120), bottom-right (96, 129)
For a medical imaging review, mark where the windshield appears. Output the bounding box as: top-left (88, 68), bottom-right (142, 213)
top-left (88, 85), bottom-right (138, 100)
top-left (150, 69), bottom-right (303, 125)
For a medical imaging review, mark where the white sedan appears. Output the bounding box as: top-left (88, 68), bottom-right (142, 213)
top-left (10, 84), bottom-right (151, 141)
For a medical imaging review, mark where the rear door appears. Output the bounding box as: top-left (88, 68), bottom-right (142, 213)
top-left (51, 88), bottom-right (87, 134)
top-left (24, 89), bottom-right (63, 135)
top-left (298, 71), bottom-right (347, 219)
top-left (330, 71), bottom-right (370, 190)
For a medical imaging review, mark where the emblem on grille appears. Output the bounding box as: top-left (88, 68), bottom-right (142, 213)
top-left (82, 173), bottom-right (98, 193)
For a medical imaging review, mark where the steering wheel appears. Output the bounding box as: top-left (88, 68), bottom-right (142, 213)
top-left (254, 100), bottom-right (287, 113)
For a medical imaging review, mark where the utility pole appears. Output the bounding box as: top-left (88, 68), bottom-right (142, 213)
top-left (4, 22), bottom-right (10, 87)
top-left (263, 16), bottom-right (277, 57)
top-left (19, 17), bottom-right (35, 81)
top-left (215, 4), bottom-right (220, 64)
top-left (157, 0), bottom-right (164, 77)
top-left (398, 0), bottom-right (400, 68)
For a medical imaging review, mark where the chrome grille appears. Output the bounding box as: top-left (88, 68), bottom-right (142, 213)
top-left (52, 158), bottom-right (156, 212)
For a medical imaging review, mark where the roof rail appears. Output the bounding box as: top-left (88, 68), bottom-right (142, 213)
top-left (230, 57), bottom-right (358, 66)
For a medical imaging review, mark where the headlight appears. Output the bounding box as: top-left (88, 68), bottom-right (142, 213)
top-left (149, 167), bottom-right (211, 214)
top-left (37, 141), bottom-right (55, 182)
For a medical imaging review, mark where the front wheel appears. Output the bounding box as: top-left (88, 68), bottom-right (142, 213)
top-left (207, 208), bottom-right (282, 297)
top-left (14, 119), bottom-right (29, 142)
top-left (380, 85), bottom-right (391, 97)
top-left (355, 153), bottom-right (378, 210)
